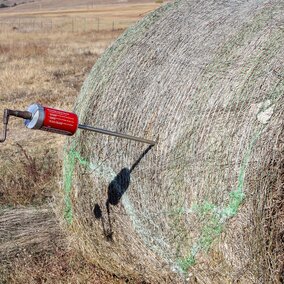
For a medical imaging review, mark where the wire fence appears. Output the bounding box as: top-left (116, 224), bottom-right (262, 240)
top-left (0, 17), bottom-right (136, 33)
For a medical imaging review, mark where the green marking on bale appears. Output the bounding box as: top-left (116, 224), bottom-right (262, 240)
top-left (63, 144), bottom-right (91, 224)
top-left (177, 126), bottom-right (268, 272)
top-left (63, 145), bottom-right (76, 224)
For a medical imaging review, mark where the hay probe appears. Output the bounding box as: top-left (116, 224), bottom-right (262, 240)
top-left (0, 103), bottom-right (156, 145)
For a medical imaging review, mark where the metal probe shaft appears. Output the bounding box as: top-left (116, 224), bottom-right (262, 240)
top-left (78, 124), bottom-right (156, 145)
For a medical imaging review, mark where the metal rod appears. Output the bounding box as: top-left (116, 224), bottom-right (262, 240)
top-left (78, 124), bottom-right (156, 145)
top-left (0, 109), bottom-right (9, 143)
top-left (0, 123), bottom-right (7, 143)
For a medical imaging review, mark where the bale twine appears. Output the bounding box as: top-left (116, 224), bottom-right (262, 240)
top-left (62, 0), bottom-right (283, 282)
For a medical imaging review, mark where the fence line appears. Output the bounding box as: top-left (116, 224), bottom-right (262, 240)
top-left (0, 17), bottom-right (136, 34)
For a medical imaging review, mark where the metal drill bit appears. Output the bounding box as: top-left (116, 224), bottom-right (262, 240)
top-left (78, 124), bottom-right (156, 145)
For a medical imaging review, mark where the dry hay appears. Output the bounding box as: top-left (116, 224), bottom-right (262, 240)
top-left (0, 207), bottom-right (65, 261)
top-left (62, 0), bottom-right (284, 282)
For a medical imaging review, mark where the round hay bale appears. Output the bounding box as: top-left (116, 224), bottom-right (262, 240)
top-left (62, 0), bottom-right (283, 282)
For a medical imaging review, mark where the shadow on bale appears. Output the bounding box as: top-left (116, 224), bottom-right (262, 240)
top-left (107, 168), bottom-right (131, 206)
top-left (93, 145), bottom-right (154, 241)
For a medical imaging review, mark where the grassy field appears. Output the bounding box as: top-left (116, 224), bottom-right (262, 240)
top-left (0, 0), bottom-right (158, 12)
top-left (0, 2), bottom-right (162, 283)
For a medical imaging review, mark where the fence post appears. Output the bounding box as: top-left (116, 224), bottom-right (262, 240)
top-left (97, 17), bottom-right (99, 32)
top-left (112, 21), bottom-right (114, 31)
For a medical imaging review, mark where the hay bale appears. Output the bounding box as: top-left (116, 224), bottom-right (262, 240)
top-left (0, 207), bottom-right (65, 261)
top-left (63, 0), bottom-right (284, 282)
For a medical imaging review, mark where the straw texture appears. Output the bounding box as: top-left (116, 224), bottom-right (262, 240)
top-left (63, 0), bottom-right (284, 282)
top-left (0, 207), bottom-right (65, 261)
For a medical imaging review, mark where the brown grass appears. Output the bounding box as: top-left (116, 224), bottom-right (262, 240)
top-left (0, 143), bottom-right (58, 206)
top-left (0, 1), bottom-right (161, 14)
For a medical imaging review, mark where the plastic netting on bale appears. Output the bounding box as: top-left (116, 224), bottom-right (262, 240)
top-left (61, 0), bottom-right (284, 283)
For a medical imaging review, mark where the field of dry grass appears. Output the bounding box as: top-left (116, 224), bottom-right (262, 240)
top-left (0, 0), bottom-right (158, 13)
top-left (0, 3), bottom-right (162, 283)
top-left (0, 27), bottom-right (121, 206)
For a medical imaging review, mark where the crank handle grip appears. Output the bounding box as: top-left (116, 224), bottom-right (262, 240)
top-left (6, 109), bottom-right (32, 121)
